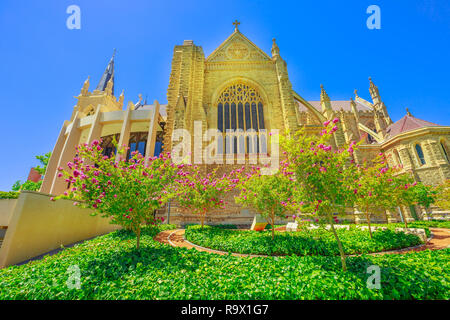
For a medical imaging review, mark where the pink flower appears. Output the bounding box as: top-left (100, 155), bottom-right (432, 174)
top-left (332, 118), bottom-right (339, 124)
top-left (323, 120), bottom-right (331, 126)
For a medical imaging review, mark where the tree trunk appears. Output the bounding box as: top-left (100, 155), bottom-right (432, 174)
top-left (271, 209), bottom-right (275, 240)
top-left (365, 205), bottom-right (373, 239)
top-left (201, 208), bottom-right (206, 230)
top-left (329, 214), bottom-right (347, 271)
top-left (136, 225), bottom-right (141, 250)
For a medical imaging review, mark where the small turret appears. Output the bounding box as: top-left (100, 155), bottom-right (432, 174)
top-left (81, 76), bottom-right (90, 96)
top-left (118, 90), bottom-right (124, 107)
top-left (271, 38), bottom-right (280, 58)
top-left (320, 84), bottom-right (333, 116)
top-left (369, 77), bottom-right (380, 105)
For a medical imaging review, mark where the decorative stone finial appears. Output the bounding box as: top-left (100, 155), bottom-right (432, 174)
top-left (118, 90), bottom-right (124, 106)
top-left (320, 84), bottom-right (330, 103)
top-left (232, 20), bottom-right (240, 31)
top-left (369, 76), bottom-right (380, 102)
top-left (271, 38), bottom-right (280, 57)
top-left (105, 77), bottom-right (113, 95)
top-left (354, 89), bottom-right (358, 98)
top-left (81, 76), bottom-right (90, 95)
top-left (406, 108), bottom-right (412, 116)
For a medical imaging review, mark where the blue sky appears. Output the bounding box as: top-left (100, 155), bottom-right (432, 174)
top-left (0, 0), bottom-right (449, 191)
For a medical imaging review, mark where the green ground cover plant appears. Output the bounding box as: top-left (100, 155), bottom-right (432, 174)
top-left (0, 224), bottom-right (448, 300)
top-left (185, 225), bottom-right (423, 256)
top-left (0, 191), bottom-right (19, 199)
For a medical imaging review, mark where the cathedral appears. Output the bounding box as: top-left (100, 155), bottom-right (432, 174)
top-left (40, 22), bottom-right (450, 224)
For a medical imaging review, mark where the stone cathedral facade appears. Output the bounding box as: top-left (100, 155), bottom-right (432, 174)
top-left (41, 23), bottom-right (450, 224)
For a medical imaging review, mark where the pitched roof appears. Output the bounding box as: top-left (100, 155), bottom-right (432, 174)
top-left (297, 100), bottom-right (372, 112)
top-left (385, 113), bottom-right (439, 138)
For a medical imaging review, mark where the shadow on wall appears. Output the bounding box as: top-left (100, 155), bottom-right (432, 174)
top-left (0, 191), bottom-right (121, 268)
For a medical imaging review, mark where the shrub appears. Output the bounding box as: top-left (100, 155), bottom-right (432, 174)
top-left (54, 140), bottom-right (177, 249)
top-left (0, 224), bottom-right (447, 300)
top-left (184, 225), bottom-right (423, 256)
top-left (0, 191), bottom-right (19, 199)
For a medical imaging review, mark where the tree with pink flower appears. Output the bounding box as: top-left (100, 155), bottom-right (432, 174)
top-left (175, 165), bottom-right (235, 230)
top-left (54, 140), bottom-right (177, 249)
top-left (235, 166), bottom-right (296, 240)
top-left (390, 173), bottom-right (419, 228)
top-left (280, 118), bottom-right (359, 271)
top-left (355, 153), bottom-right (401, 238)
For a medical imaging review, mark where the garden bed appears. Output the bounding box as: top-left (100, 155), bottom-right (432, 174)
top-left (0, 224), bottom-right (448, 299)
top-left (184, 225), bottom-right (424, 256)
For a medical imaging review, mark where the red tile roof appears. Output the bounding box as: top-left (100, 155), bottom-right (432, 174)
top-left (386, 114), bottom-right (439, 138)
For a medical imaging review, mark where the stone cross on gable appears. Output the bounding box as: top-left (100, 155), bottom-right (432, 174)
top-left (233, 20), bottom-right (240, 31)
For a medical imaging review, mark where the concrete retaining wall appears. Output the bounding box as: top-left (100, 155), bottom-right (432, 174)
top-left (0, 191), bottom-right (120, 268)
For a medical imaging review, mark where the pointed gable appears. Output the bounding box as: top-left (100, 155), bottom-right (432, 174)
top-left (206, 30), bottom-right (272, 63)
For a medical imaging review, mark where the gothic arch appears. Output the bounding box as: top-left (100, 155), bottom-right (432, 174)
top-left (210, 77), bottom-right (271, 132)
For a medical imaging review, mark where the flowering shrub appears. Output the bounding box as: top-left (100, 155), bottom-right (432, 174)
top-left (280, 118), bottom-right (360, 271)
top-left (54, 140), bottom-right (177, 249)
top-left (389, 173), bottom-right (418, 228)
top-left (412, 182), bottom-right (438, 219)
top-left (235, 166), bottom-right (296, 240)
top-left (175, 165), bottom-right (235, 229)
top-left (355, 153), bottom-right (402, 238)
top-left (435, 179), bottom-right (450, 211)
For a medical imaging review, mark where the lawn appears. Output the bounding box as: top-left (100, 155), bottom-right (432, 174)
top-left (185, 225), bottom-right (424, 256)
top-left (0, 224), bottom-right (448, 300)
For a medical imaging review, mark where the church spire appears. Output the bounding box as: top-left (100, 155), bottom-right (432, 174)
top-left (96, 49), bottom-right (116, 95)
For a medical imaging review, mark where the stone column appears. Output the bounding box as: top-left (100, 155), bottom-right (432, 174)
top-left (40, 121), bottom-right (69, 194)
top-left (49, 113), bottom-right (82, 195)
top-left (144, 101), bottom-right (160, 165)
top-left (116, 104), bottom-right (133, 163)
top-left (86, 105), bottom-right (103, 144)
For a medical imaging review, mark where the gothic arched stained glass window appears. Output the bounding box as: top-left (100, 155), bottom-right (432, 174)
top-left (216, 83), bottom-right (266, 155)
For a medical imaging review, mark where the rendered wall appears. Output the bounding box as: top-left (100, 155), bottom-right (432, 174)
top-left (0, 199), bottom-right (17, 226)
top-left (0, 191), bottom-right (120, 268)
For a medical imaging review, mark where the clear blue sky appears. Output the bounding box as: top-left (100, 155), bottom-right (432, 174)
top-left (0, 0), bottom-right (449, 191)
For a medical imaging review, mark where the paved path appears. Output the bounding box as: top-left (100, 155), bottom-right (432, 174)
top-left (154, 228), bottom-right (450, 257)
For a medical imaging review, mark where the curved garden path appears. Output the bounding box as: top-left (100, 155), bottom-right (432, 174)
top-left (154, 227), bottom-right (450, 257)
